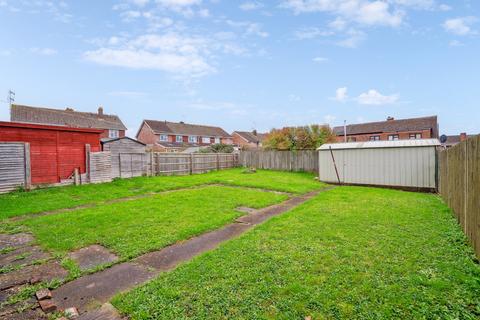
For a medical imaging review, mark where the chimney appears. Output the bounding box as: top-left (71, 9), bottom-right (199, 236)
top-left (386, 116), bottom-right (394, 121)
top-left (252, 129), bottom-right (258, 136)
top-left (65, 107), bottom-right (74, 112)
top-left (180, 121), bottom-right (184, 124)
top-left (460, 132), bottom-right (467, 141)
top-left (98, 106), bottom-right (104, 115)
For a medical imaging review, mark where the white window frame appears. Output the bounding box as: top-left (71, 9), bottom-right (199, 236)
top-left (176, 135), bottom-right (183, 143)
top-left (214, 137), bottom-right (220, 144)
top-left (188, 136), bottom-right (197, 143)
top-left (369, 135), bottom-right (380, 141)
top-left (159, 134), bottom-right (168, 142)
top-left (202, 137), bottom-right (211, 144)
top-left (409, 133), bottom-right (422, 140)
top-left (109, 129), bottom-right (119, 139)
top-left (388, 134), bottom-right (399, 141)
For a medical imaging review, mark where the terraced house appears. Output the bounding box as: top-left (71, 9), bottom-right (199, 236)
top-left (333, 116), bottom-right (439, 142)
top-left (136, 119), bottom-right (233, 152)
top-left (10, 104), bottom-right (127, 139)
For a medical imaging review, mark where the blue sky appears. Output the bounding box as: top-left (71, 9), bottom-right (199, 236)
top-left (0, 0), bottom-right (478, 136)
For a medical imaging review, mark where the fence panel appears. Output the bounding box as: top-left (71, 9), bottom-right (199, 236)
top-left (119, 153), bottom-right (147, 178)
top-left (153, 153), bottom-right (237, 176)
top-left (0, 142), bottom-right (30, 193)
top-left (89, 152), bottom-right (112, 184)
top-left (439, 135), bottom-right (480, 258)
top-left (239, 150), bottom-right (318, 172)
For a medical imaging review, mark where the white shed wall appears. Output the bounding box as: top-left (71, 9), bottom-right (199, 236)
top-left (319, 146), bottom-right (437, 188)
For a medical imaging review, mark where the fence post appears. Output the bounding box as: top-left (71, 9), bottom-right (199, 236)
top-left (156, 153), bottom-right (160, 175)
top-left (85, 144), bottom-right (91, 183)
top-left (190, 153), bottom-right (194, 175)
top-left (24, 143), bottom-right (31, 191)
top-left (216, 153), bottom-right (220, 170)
top-left (150, 151), bottom-right (154, 176)
top-left (464, 141), bottom-right (468, 234)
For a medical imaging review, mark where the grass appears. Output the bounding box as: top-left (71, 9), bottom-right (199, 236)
top-left (0, 169), bottom-right (322, 220)
top-left (11, 186), bottom-right (287, 260)
top-left (113, 187), bottom-right (480, 319)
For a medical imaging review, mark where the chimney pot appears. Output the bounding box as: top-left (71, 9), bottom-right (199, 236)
top-left (98, 106), bottom-right (104, 115)
top-left (65, 107), bottom-right (74, 112)
top-left (460, 132), bottom-right (467, 141)
top-left (387, 116), bottom-right (394, 121)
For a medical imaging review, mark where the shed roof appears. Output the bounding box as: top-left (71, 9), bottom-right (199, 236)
top-left (101, 136), bottom-right (146, 146)
top-left (318, 139), bottom-right (440, 150)
top-left (11, 104), bottom-right (127, 131)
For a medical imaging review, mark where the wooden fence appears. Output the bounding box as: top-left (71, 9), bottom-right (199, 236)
top-left (0, 142), bottom-right (31, 193)
top-left (439, 135), bottom-right (480, 258)
top-left (89, 151), bottom-right (112, 184)
top-left (239, 150), bottom-right (318, 172)
top-left (152, 153), bottom-right (238, 176)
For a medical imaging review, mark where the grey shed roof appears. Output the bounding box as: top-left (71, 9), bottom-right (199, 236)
top-left (143, 120), bottom-right (231, 137)
top-left (318, 139), bottom-right (440, 150)
top-left (11, 104), bottom-right (127, 131)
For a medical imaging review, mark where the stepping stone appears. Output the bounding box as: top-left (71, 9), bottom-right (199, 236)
top-left (0, 261), bottom-right (68, 290)
top-left (68, 245), bottom-right (118, 271)
top-left (0, 246), bottom-right (50, 269)
top-left (77, 303), bottom-right (123, 320)
top-left (0, 233), bottom-right (34, 250)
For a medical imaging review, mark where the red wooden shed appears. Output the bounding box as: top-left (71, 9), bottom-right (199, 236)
top-left (0, 121), bottom-right (102, 185)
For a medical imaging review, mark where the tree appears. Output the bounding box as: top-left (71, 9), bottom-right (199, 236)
top-left (262, 125), bottom-right (336, 150)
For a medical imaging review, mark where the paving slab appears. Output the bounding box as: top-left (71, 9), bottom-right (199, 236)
top-left (135, 223), bottom-right (252, 271)
top-left (69, 245), bottom-right (119, 271)
top-left (0, 261), bottom-right (68, 290)
top-left (77, 303), bottom-right (123, 320)
top-left (52, 263), bottom-right (156, 312)
top-left (0, 246), bottom-right (50, 268)
top-left (0, 233), bottom-right (34, 250)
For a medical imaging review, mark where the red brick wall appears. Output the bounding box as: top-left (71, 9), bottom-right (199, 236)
top-left (137, 123), bottom-right (158, 145)
top-left (233, 133), bottom-right (257, 149)
top-left (336, 129), bottom-right (433, 142)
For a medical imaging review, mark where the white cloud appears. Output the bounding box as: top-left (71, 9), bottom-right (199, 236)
top-left (281, 0), bottom-right (404, 27)
top-left (84, 33), bottom-right (217, 77)
top-left (226, 20), bottom-right (269, 37)
top-left (30, 47), bottom-right (58, 55)
top-left (356, 89), bottom-right (399, 105)
top-left (130, 0), bottom-right (150, 6)
top-left (239, 1), bottom-right (264, 11)
top-left (336, 29), bottom-right (366, 48)
top-left (313, 56), bottom-right (328, 63)
top-left (156, 0), bottom-right (201, 7)
top-left (334, 87), bottom-right (348, 102)
top-left (443, 16), bottom-right (477, 36)
top-left (449, 40), bottom-right (463, 47)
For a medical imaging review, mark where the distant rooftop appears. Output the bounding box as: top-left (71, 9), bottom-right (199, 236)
top-left (142, 119), bottom-right (231, 137)
top-left (319, 139), bottom-right (441, 150)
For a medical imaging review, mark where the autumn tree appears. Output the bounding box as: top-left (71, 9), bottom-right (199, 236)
top-left (262, 125), bottom-right (336, 150)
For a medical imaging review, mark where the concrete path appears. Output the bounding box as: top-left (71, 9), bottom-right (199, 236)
top-left (52, 187), bottom-right (333, 318)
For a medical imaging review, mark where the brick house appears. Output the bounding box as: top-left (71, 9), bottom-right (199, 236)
top-left (441, 133), bottom-right (475, 148)
top-left (333, 116), bottom-right (439, 142)
top-left (11, 104), bottom-right (127, 139)
top-left (232, 131), bottom-right (268, 149)
top-left (136, 120), bottom-right (233, 152)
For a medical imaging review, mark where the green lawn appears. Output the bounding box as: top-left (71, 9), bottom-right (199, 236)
top-left (0, 169), bottom-right (322, 220)
top-left (11, 186), bottom-right (287, 260)
top-left (113, 187), bottom-right (480, 319)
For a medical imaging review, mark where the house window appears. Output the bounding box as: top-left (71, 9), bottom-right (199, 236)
top-left (215, 137), bottom-right (220, 144)
top-left (188, 136), bottom-right (197, 143)
top-left (159, 134), bottom-right (168, 142)
top-left (388, 134), bottom-right (399, 141)
top-left (202, 137), bottom-right (211, 144)
top-left (369, 135), bottom-right (380, 141)
top-left (347, 137), bottom-right (357, 142)
top-left (176, 135), bottom-right (183, 143)
top-left (409, 133), bottom-right (422, 140)
top-left (108, 130), bottom-right (119, 138)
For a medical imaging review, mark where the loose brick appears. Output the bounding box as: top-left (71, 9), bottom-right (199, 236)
top-left (35, 288), bottom-right (52, 301)
top-left (64, 307), bottom-right (79, 318)
top-left (39, 299), bottom-right (57, 313)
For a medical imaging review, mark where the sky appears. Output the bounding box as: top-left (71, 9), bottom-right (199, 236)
top-left (0, 0), bottom-right (479, 136)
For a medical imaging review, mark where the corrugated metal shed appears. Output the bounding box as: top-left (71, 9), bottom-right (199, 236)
top-left (318, 139), bottom-right (440, 190)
